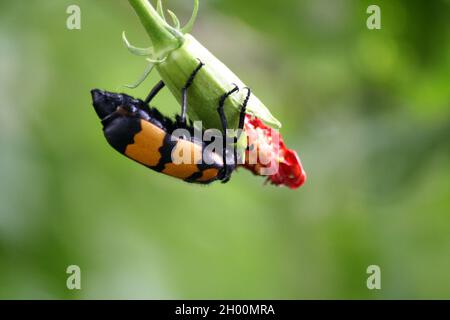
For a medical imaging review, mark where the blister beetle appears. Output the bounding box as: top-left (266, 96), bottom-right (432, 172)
top-left (91, 62), bottom-right (251, 184)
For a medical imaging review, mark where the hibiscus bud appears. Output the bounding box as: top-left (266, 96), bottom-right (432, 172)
top-left (125, 0), bottom-right (281, 131)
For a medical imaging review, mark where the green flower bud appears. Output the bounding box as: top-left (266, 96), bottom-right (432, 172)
top-left (125, 0), bottom-right (281, 131)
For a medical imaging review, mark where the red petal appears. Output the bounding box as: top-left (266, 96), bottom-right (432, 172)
top-left (269, 147), bottom-right (307, 189)
top-left (241, 115), bottom-right (306, 189)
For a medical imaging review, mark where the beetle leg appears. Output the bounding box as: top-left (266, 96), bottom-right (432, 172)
top-left (233, 87), bottom-right (252, 167)
top-left (145, 80), bottom-right (165, 104)
top-left (234, 87), bottom-right (251, 145)
top-left (217, 84), bottom-right (240, 183)
top-left (180, 61), bottom-right (205, 127)
top-left (238, 87), bottom-right (251, 131)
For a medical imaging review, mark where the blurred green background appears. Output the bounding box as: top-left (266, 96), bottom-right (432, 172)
top-left (0, 0), bottom-right (449, 299)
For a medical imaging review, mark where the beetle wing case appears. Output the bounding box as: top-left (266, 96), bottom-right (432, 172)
top-left (91, 89), bottom-right (228, 184)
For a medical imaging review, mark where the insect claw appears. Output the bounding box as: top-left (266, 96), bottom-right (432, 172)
top-left (230, 83), bottom-right (240, 93)
top-left (195, 58), bottom-right (205, 66)
top-left (243, 87), bottom-right (252, 103)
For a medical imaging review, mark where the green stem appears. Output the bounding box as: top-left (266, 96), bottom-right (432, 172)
top-left (128, 0), bottom-right (182, 58)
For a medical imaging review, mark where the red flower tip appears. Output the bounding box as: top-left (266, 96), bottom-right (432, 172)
top-left (268, 147), bottom-right (307, 189)
top-left (241, 115), bottom-right (306, 189)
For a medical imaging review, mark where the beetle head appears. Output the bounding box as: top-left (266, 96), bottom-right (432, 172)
top-left (91, 89), bottom-right (126, 120)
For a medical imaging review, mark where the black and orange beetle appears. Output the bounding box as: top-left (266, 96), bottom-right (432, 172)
top-left (91, 62), bottom-right (251, 184)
